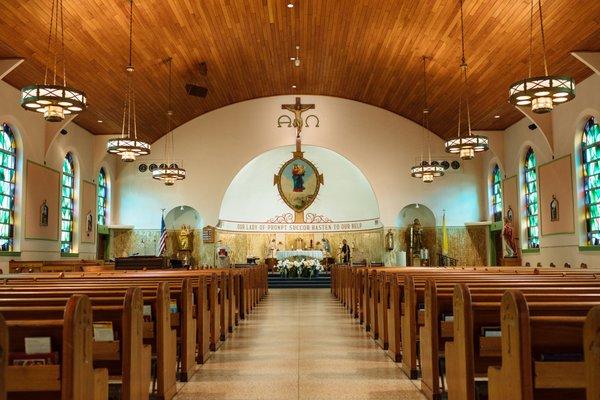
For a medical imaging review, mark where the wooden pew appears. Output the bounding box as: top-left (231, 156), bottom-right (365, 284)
top-left (0, 287), bottom-right (152, 400)
top-left (441, 283), bottom-right (600, 400)
top-left (487, 290), bottom-right (600, 400)
top-left (0, 314), bottom-right (6, 400)
top-left (2, 295), bottom-right (108, 399)
top-left (0, 282), bottom-right (176, 400)
top-left (1, 265), bottom-right (268, 375)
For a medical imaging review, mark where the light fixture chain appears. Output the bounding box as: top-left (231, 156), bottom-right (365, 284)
top-left (528, 0), bottom-right (533, 78)
top-left (43, 0), bottom-right (56, 85)
top-left (537, 0), bottom-right (549, 76)
top-left (459, 0), bottom-right (472, 137)
top-left (60, 0), bottom-right (66, 86)
top-left (423, 56), bottom-right (431, 163)
top-left (129, 0), bottom-right (134, 67)
top-left (463, 66), bottom-right (472, 136)
top-left (133, 87), bottom-right (137, 139)
top-left (121, 101), bottom-right (127, 138)
top-left (459, 0), bottom-right (466, 64)
top-left (52, 0), bottom-right (59, 85)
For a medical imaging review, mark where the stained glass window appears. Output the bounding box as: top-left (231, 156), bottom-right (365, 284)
top-left (61, 153), bottom-right (75, 253)
top-left (0, 123), bottom-right (16, 251)
top-left (97, 168), bottom-right (107, 225)
top-left (491, 164), bottom-right (503, 222)
top-left (524, 147), bottom-right (539, 248)
top-left (582, 117), bottom-right (600, 245)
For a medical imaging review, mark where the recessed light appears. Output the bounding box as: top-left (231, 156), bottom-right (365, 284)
top-left (494, 115), bottom-right (500, 119)
top-left (292, 85), bottom-right (297, 89)
top-left (287, 2), bottom-right (294, 8)
top-left (97, 120), bottom-right (103, 123)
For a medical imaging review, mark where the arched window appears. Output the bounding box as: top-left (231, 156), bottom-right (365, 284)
top-left (61, 153), bottom-right (75, 253)
top-left (97, 168), bottom-right (108, 225)
top-left (582, 117), bottom-right (600, 245)
top-left (0, 123), bottom-right (16, 251)
top-left (524, 147), bottom-right (539, 248)
top-left (491, 164), bottom-right (503, 222)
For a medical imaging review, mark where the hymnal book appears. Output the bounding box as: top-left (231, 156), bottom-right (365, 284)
top-left (169, 300), bottom-right (179, 314)
top-left (10, 351), bottom-right (58, 366)
top-left (93, 322), bottom-right (115, 342)
top-left (24, 337), bottom-right (51, 355)
top-left (481, 327), bottom-right (501, 337)
top-left (143, 304), bottom-right (152, 322)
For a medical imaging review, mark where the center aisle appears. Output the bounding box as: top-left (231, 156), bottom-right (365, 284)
top-left (176, 288), bottom-right (426, 400)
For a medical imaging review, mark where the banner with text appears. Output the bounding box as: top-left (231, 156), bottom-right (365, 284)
top-left (217, 218), bottom-right (381, 233)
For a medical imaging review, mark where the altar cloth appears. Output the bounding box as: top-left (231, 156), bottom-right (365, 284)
top-left (276, 250), bottom-right (324, 260)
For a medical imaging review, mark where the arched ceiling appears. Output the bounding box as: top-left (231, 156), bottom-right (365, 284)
top-left (0, 0), bottom-right (598, 143)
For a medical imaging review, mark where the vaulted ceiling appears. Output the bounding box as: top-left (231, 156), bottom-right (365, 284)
top-left (0, 0), bottom-right (599, 143)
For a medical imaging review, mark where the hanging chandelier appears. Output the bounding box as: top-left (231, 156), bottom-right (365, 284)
top-left (508, 0), bottom-right (575, 113)
top-left (444, 0), bottom-right (488, 160)
top-left (152, 58), bottom-right (186, 186)
top-left (411, 56), bottom-right (444, 183)
top-left (20, 0), bottom-right (87, 122)
top-left (106, 0), bottom-right (150, 162)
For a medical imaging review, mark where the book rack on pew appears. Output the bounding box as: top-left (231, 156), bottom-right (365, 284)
top-left (0, 264), bottom-right (268, 400)
top-left (331, 265), bottom-right (600, 400)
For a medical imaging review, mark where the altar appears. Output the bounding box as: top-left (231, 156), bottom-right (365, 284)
top-left (276, 250), bottom-right (324, 260)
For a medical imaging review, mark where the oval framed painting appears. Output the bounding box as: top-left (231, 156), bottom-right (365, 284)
top-left (274, 155), bottom-right (324, 213)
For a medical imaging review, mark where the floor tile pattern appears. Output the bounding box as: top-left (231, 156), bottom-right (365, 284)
top-left (176, 288), bottom-right (426, 400)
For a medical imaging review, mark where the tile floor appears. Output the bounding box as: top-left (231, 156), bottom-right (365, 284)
top-left (176, 288), bottom-right (426, 400)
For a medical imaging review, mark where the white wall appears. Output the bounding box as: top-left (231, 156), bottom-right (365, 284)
top-left (488, 73), bottom-right (600, 266)
top-left (115, 95), bottom-right (484, 230)
top-left (0, 80), bottom-right (117, 270)
top-left (219, 145), bottom-right (380, 227)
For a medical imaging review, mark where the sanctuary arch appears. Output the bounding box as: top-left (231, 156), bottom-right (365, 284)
top-left (211, 145), bottom-right (385, 265)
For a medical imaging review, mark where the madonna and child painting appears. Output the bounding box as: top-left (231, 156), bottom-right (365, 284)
top-left (276, 157), bottom-right (321, 212)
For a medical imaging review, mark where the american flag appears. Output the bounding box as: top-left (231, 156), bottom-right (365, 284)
top-left (158, 212), bottom-right (167, 256)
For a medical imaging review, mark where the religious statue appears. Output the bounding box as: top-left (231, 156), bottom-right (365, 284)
top-left (502, 217), bottom-right (517, 257)
top-left (40, 200), bottom-right (49, 227)
top-left (86, 211), bottom-right (93, 238)
top-left (281, 97), bottom-right (316, 138)
top-left (321, 238), bottom-right (332, 256)
top-left (268, 239), bottom-right (277, 259)
top-left (178, 225), bottom-right (193, 251)
top-left (410, 218), bottom-right (423, 253)
top-left (385, 229), bottom-right (394, 251)
top-left (550, 195), bottom-right (559, 221)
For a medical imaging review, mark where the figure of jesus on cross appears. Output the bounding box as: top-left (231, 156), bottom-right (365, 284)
top-left (281, 97), bottom-right (315, 153)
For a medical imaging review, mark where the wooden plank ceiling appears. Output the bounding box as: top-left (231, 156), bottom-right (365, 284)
top-left (0, 0), bottom-right (598, 142)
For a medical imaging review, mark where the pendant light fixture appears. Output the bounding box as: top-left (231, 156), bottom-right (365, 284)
top-left (152, 58), bottom-right (186, 186)
top-left (106, 0), bottom-right (150, 162)
top-left (508, 0), bottom-right (575, 113)
top-left (444, 0), bottom-right (488, 160)
top-left (20, 0), bottom-right (87, 122)
top-left (411, 56), bottom-right (444, 183)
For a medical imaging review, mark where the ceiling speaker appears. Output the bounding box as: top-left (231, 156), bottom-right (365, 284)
top-left (185, 84), bottom-right (208, 98)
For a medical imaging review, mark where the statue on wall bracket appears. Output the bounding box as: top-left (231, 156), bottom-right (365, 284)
top-left (274, 97), bottom-right (324, 223)
top-left (550, 195), bottom-right (559, 221)
top-left (40, 200), bottom-right (49, 227)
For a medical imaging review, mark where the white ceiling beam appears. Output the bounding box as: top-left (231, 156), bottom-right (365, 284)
top-left (516, 106), bottom-right (554, 154)
top-left (44, 116), bottom-right (76, 156)
top-left (0, 58), bottom-right (24, 80)
top-left (571, 51), bottom-right (600, 76)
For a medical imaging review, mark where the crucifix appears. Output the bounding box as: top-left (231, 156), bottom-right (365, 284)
top-left (281, 97), bottom-right (315, 153)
